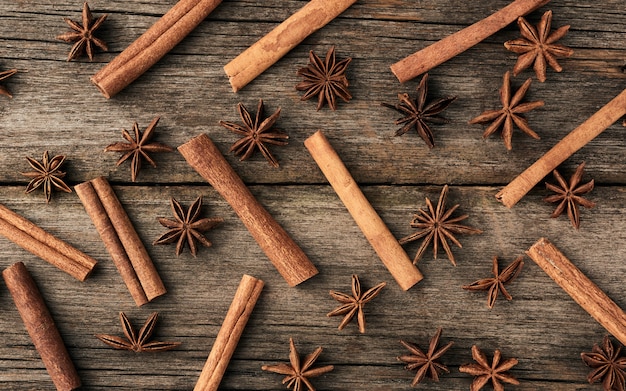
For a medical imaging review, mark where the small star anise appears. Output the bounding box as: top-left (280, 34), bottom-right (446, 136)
top-left (153, 196), bottom-right (223, 257)
top-left (398, 327), bottom-right (454, 386)
top-left (327, 274), bottom-right (386, 334)
top-left (56, 2), bottom-right (108, 61)
top-left (459, 345), bottom-right (520, 391)
top-left (399, 185), bottom-right (482, 266)
top-left (219, 99), bottom-right (288, 168)
top-left (544, 161), bottom-right (595, 230)
top-left (0, 68), bottom-right (17, 98)
top-left (581, 335), bottom-right (626, 391)
top-left (104, 116), bottom-right (174, 182)
top-left (262, 337), bottom-right (334, 391)
top-left (22, 151), bottom-right (72, 203)
top-left (382, 73), bottom-right (457, 148)
top-left (504, 10), bottom-right (574, 82)
top-left (462, 256), bottom-right (524, 309)
top-left (296, 46), bottom-right (352, 111)
top-left (95, 312), bottom-right (180, 353)
top-left (469, 71), bottom-right (544, 150)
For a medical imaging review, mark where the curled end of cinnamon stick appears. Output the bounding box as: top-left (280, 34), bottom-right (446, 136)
top-left (90, 76), bottom-right (112, 99)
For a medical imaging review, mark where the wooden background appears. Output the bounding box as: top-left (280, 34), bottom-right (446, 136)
top-left (0, 0), bottom-right (625, 390)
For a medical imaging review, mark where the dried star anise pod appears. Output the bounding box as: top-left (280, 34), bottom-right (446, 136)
top-left (398, 327), bottom-right (454, 386)
top-left (262, 337), bottom-right (334, 391)
top-left (469, 71), bottom-right (544, 150)
top-left (459, 345), bottom-right (520, 391)
top-left (22, 151), bottom-right (72, 203)
top-left (462, 256), bottom-right (524, 309)
top-left (327, 274), bottom-right (386, 334)
top-left (544, 161), bottom-right (595, 230)
top-left (296, 46), bottom-right (352, 111)
top-left (0, 68), bottom-right (17, 98)
top-left (95, 312), bottom-right (180, 352)
top-left (581, 335), bottom-right (626, 391)
top-left (504, 10), bottom-right (574, 82)
top-left (382, 73), bottom-right (456, 148)
top-left (104, 116), bottom-right (174, 182)
top-left (56, 2), bottom-right (108, 61)
top-left (399, 185), bottom-right (482, 266)
top-left (153, 196), bottom-right (223, 257)
top-left (219, 99), bottom-right (288, 168)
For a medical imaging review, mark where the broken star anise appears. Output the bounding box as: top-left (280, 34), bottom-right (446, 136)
top-left (469, 71), bottom-right (544, 150)
top-left (459, 345), bottom-right (520, 391)
top-left (56, 2), bottom-right (108, 61)
top-left (462, 256), bottom-right (524, 309)
top-left (327, 274), bottom-right (386, 334)
top-left (382, 73), bottom-right (456, 148)
top-left (504, 10), bottom-right (574, 82)
top-left (0, 68), bottom-right (17, 98)
top-left (581, 335), bottom-right (626, 391)
top-left (398, 327), bottom-right (454, 386)
top-left (544, 161), bottom-right (595, 230)
top-left (95, 312), bottom-right (180, 353)
top-left (22, 151), bottom-right (72, 203)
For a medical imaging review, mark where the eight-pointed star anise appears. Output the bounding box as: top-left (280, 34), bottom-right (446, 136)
top-left (95, 312), bottom-right (181, 353)
top-left (469, 71), bottom-right (544, 150)
top-left (219, 99), bottom-right (288, 168)
top-left (581, 335), bottom-right (626, 391)
top-left (462, 255), bottom-right (525, 309)
top-left (327, 274), bottom-right (386, 334)
top-left (104, 116), bottom-right (174, 182)
top-left (398, 327), bottom-right (454, 386)
top-left (382, 73), bottom-right (457, 148)
top-left (459, 345), bottom-right (520, 391)
top-left (504, 10), bottom-right (574, 82)
top-left (544, 161), bottom-right (595, 230)
top-left (153, 196), bottom-right (223, 257)
top-left (399, 185), bottom-right (482, 266)
top-left (296, 46), bottom-right (352, 111)
top-left (22, 151), bottom-right (72, 203)
top-left (56, 2), bottom-right (108, 61)
top-left (0, 68), bottom-right (17, 98)
top-left (262, 337), bottom-right (334, 391)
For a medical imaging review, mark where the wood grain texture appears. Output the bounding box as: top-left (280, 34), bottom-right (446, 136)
top-left (0, 0), bottom-right (625, 390)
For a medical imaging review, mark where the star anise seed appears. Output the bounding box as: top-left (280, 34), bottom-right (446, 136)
top-left (327, 274), bottom-right (386, 334)
top-left (56, 2), bottom-right (108, 61)
top-left (398, 327), bottom-right (454, 386)
top-left (544, 161), bottom-right (595, 230)
top-left (95, 312), bottom-right (180, 353)
top-left (459, 345), bottom-right (520, 391)
top-left (581, 335), bottom-right (626, 391)
top-left (22, 151), bottom-right (72, 203)
top-left (0, 68), bottom-right (17, 98)
top-left (462, 255), bottom-right (524, 309)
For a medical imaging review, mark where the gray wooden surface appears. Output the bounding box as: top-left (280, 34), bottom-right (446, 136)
top-left (0, 0), bottom-right (625, 390)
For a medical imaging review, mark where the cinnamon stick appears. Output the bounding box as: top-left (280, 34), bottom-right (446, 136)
top-left (194, 274), bottom-right (264, 391)
top-left (3, 262), bottom-right (81, 391)
top-left (496, 88), bottom-right (626, 208)
top-left (178, 134), bottom-right (318, 287)
top-left (223, 0), bottom-right (357, 92)
top-left (91, 0), bottom-right (223, 98)
top-left (75, 177), bottom-right (166, 302)
top-left (0, 203), bottom-right (96, 281)
top-left (526, 238), bottom-right (626, 346)
top-left (390, 0), bottom-right (550, 83)
top-left (304, 130), bottom-right (423, 291)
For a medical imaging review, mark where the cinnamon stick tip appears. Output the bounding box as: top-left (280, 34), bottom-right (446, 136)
top-left (90, 76), bottom-right (111, 99)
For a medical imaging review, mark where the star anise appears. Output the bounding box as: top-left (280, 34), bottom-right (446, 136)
top-left (462, 256), bottom-right (524, 309)
top-left (398, 327), bottom-right (454, 386)
top-left (153, 196), bottom-right (223, 257)
top-left (262, 337), bottom-right (334, 391)
top-left (327, 274), bottom-right (386, 334)
top-left (504, 10), bottom-right (574, 82)
top-left (399, 185), bottom-right (482, 266)
top-left (469, 71), bottom-right (544, 150)
top-left (296, 46), bottom-right (352, 111)
top-left (382, 73), bottom-right (457, 148)
top-left (0, 68), bottom-right (17, 98)
top-left (95, 312), bottom-right (180, 353)
top-left (459, 345), bottom-right (520, 391)
top-left (22, 151), bottom-right (72, 203)
top-left (104, 116), bottom-right (174, 182)
top-left (219, 99), bottom-right (288, 168)
top-left (544, 161), bottom-right (595, 230)
top-left (56, 2), bottom-right (108, 61)
top-left (581, 335), bottom-right (626, 391)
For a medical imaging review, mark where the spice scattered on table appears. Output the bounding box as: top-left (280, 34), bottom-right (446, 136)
top-left (327, 274), bottom-right (386, 334)
top-left (95, 312), bottom-right (180, 352)
top-left (398, 327), bottom-right (454, 386)
top-left (22, 151), bottom-right (71, 203)
top-left (0, 68), bottom-right (17, 98)
top-left (459, 345), bottom-right (520, 390)
top-left (581, 335), bottom-right (626, 391)
top-left (544, 162), bottom-right (595, 229)
top-left (462, 255), bottom-right (524, 309)
top-left (56, 2), bottom-right (108, 61)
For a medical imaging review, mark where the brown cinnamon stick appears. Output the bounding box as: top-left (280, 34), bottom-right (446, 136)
top-left (3, 262), bottom-right (81, 391)
top-left (390, 0), bottom-right (550, 83)
top-left (304, 130), bottom-right (423, 291)
top-left (526, 238), bottom-right (626, 345)
top-left (223, 0), bottom-right (357, 92)
top-left (75, 177), bottom-right (165, 303)
top-left (91, 0), bottom-right (223, 98)
top-left (0, 204), bottom-right (96, 281)
top-left (178, 134), bottom-right (318, 286)
top-left (496, 88), bottom-right (626, 208)
top-left (194, 274), bottom-right (264, 391)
